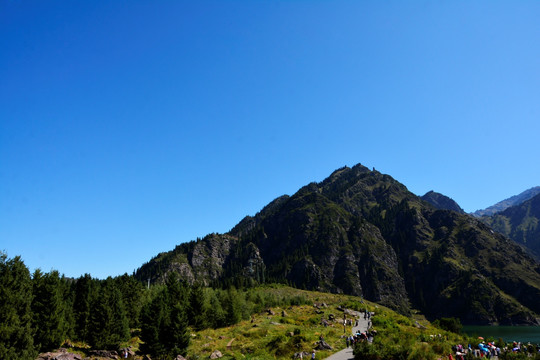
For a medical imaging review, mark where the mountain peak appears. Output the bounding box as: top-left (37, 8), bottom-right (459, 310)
top-left (135, 164), bottom-right (540, 325)
top-left (421, 190), bottom-right (465, 214)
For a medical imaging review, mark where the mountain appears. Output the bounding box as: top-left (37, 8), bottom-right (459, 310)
top-left (135, 164), bottom-right (540, 325)
top-left (421, 191), bottom-right (465, 214)
top-left (482, 193), bottom-right (540, 259)
top-left (472, 186), bottom-right (540, 217)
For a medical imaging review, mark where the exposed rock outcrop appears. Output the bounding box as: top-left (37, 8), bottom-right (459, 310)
top-left (36, 348), bottom-right (82, 360)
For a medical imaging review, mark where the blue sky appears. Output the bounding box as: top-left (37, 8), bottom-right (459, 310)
top-left (1, 1), bottom-right (539, 279)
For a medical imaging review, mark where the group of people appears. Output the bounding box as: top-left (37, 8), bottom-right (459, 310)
top-left (346, 329), bottom-right (378, 347)
top-left (507, 341), bottom-right (540, 354)
top-left (448, 341), bottom-right (540, 359)
top-left (344, 311), bottom-right (377, 348)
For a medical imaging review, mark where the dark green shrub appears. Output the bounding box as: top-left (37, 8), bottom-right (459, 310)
top-left (432, 317), bottom-right (462, 334)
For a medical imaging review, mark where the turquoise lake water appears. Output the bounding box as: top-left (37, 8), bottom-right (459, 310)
top-left (462, 326), bottom-right (540, 344)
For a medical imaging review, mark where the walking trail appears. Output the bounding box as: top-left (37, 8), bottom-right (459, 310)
top-left (323, 311), bottom-right (370, 360)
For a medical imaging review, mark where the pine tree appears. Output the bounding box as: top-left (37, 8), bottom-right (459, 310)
top-left (163, 302), bottom-right (190, 358)
top-left (0, 252), bottom-right (36, 360)
top-left (114, 274), bottom-right (145, 329)
top-left (140, 275), bottom-right (190, 359)
top-left (87, 281), bottom-right (111, 349)
top-left (31, 270), bottom-right (66, 352)
top-left (188, 282), bottom-right (207, 330)
top-left (140, 289), bottom-right (167, 357)
top-left (72, 274), bottom-right (93, 342)
top-left (60, 275), bottom-right (75, 341)
top-left (87, 278), bottom-right (129, 349)
top-left (206, 289), bottom-right (225, 328)
top-left (223, 287), bottom-right (242, 326)
top-left (162, 275), bottom-right (190, 358)
top-left (106, 280), bottom-right (130, 347)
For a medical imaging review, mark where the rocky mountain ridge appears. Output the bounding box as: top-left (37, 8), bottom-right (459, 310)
top-left (473, 186), bottom-right (540, 217)
top-left (135, 164), bottom-right (540, 325)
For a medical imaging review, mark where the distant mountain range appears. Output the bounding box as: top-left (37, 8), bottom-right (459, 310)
top-left (472, 186), bottom-right (540, 217)
top-left (474, 188), bottom-right (540, 260)
top-left (135, 164), bottom-right (540, 325)
top-left (481, 193), bottom-right (540, 260)
top-left (422, 187), bottom-right (540, 260)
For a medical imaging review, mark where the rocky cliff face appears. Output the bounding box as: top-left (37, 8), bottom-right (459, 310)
top-left (136, 234), bottom-right (238, 285)
top-left (135, 164), bottom-right (540, 324)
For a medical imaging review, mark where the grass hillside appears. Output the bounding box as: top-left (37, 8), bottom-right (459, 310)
top-left (187, 285), bottom-right (358, 359)
top-left (49, 285), bottom-right (538, 360)
top-left (183, 285), bottom-right (475, 360)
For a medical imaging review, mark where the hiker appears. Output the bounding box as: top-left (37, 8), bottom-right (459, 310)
top-left (312, 350), bottom-right (316, 359)
top-left (346, 336), bottom-right (350, 348)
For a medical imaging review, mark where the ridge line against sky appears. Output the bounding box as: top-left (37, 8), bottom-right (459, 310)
top-left (1, 1), bottom-right (539, 279)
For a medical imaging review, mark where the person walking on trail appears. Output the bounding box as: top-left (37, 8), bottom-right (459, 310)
top-left (312, 350), bottom-right (316, 359)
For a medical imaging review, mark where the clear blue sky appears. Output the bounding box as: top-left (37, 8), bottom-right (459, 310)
top-left (1, 1), bottom-right (539, 279)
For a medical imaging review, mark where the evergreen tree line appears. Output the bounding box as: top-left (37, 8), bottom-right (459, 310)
top-left (1, 252), bottom-right (310, 360)
top-left (0, 252), bottom-right (144, 360)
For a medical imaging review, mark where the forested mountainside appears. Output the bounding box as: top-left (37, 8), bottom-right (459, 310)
top-left (473, 186), bottom-right (540, 217)
top-left (421, 191), bottom-right (465, 214)
top-left (135, 164), bottom-right (540, 325)
top-left (482, 193), bottom-right (540, 260)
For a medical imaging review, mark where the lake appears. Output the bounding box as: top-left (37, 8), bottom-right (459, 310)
top-left (462, 326), bottom-right (540, 344)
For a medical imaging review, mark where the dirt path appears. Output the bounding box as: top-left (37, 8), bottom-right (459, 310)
top-left (323, 311), bottom-right (371, 360)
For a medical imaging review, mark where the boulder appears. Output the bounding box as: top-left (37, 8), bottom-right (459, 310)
top-left (281, 310), bottom-right (288, 317)
top-left (315, 341), bottom-right (333, 351)
top-left (175, 356), bottom-right (187, 360)
top-left (210, 350), bottom-right (223, 359)
top-left (266, 308), bottom-right (275, 316)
